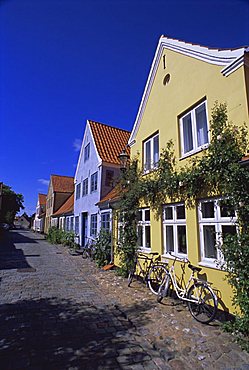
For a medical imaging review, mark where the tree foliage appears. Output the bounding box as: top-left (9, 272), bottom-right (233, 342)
top-left (0, 184), bottom-right (24, 224)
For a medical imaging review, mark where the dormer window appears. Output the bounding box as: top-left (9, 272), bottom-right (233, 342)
top-left (179, 100), bottom-right (209, 157)
top-left (84, 143), bottom-right (90, 162)
top-left (143, 133), bottom-right (159, 172)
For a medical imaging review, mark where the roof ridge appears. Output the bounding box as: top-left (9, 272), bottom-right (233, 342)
top-left (88, 119), bottom-right (131, 133)
top-left (160, 34), bottom-right (248, 51)
top-left (51, 174), bottom-right (74, 179)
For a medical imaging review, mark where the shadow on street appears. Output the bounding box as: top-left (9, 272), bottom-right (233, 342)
top-left (0, 297), bottom-right (152, 369)
top-left (0, 230), bottom-right (37, 270)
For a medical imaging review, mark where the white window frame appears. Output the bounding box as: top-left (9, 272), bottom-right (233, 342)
top-left (137, 208), bottom-right (151, 251)
top-left (101, 211), bottom-right (111, 232)
top-left (162, 203), bottom-right (188, 257)
top-left (82, 178), bottom-right (88, 196)
top-left (198, 198), bottom-right (237, 267)
top-left (76, 183), bottom-right (81, 200)
top-left (90, 214), bottom-right (98, 236)
top-left (84, 143), bottom-right (90, 162)
top-left (143, 133), bottom-right (159, 173)
top-left (90, 172), bottom-right (98, 193)
top-left (75, 216), bottom-right (79, 235)
top-left (179, 100), bottom-right (209, 158)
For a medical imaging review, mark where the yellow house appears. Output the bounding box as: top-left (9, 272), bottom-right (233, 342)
top-left (125, 36), bottom-right (249, 314)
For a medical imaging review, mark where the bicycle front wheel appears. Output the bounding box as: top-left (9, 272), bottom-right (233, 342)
top-left (157, 272), bottom-right (171, 303)
top-left (187, 283), bottom-right (217, 324)
top-left (148, 264), bottom-right (168, 295)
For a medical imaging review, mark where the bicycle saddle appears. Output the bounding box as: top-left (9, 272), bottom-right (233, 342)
top-left (188, 263), bottom-right (202, 273)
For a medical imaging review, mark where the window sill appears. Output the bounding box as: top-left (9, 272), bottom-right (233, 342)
top-left (180, 144), bottom-right (209, 161)
top-left (198, 261), bottom-right (221, 270)
top-left (138, 247), bottom-right (151, 253)
top-left (161, 253), bottom-right (188, 261)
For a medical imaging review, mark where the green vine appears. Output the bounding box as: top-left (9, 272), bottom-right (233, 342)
top-left (118, 102), bottom-right (249, 344)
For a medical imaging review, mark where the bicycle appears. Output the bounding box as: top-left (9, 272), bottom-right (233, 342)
top-left (157, 253), bottom-right (218, 324)
top-left (82, 237), bottom-right (96, 260)
top-left (128, 251), bottom-right (168, 295)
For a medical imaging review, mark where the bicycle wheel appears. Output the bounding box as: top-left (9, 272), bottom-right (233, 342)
top-left (147, 264), bottom-right (168, 295)
top-left (82, 248), bottom-right (89, 259)
top-left (187, 283), bottom-right (218, 324)
top-left (157, 272), bottom-right (171, 302)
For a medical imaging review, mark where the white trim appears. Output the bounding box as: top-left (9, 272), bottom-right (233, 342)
top-left (128, 36), bottom-right (247, 146)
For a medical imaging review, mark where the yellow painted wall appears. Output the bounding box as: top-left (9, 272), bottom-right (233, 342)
top-left (129, 48), bottom-right (249, 314)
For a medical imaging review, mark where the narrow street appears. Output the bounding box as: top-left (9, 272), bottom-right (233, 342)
top-left (0, 230), bottom-right (249, 370)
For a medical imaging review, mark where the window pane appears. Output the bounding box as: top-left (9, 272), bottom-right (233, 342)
top-left (177, 225), bottom-right (187, 254)
top-left (153, 135), bottom-right (159, 166)
top-left (145, 209), bottom-right (150, 221)
top-left (201, 201), bottom-right (214, 218)
top-left (145, 141), bottom-right (151, 170)
top-left (137, 226), bottom-right (143, 246)
top-left (182, 113), bottom-right (193, 153)
top-left (165, 207), bottom-right (173, 220)
top-left (203, 225), bottom-right (216, 258)
top-left (196, 103), bottom-right (208, 147)
top-left (145, 226), bottom-right (151, 248)
top-left (220, 201), bottom-right (235, 218)
top-left (176, 205), bottom-right (185, 219)
top-left (166, 226), bottom-right (174, 252)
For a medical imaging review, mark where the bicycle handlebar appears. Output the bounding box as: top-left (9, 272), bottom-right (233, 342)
top-left (169, 252), bottom-right (189, 263)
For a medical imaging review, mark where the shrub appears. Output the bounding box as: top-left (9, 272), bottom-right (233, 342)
top-left (94, 229), bottom-right (111, 267)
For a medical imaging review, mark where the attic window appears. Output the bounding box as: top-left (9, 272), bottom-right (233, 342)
top-left (163, 73), bottom-right (171, 86)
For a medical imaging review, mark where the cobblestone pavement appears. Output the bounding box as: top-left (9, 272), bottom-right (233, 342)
top-left (0, 230), bottom-right (248, 370)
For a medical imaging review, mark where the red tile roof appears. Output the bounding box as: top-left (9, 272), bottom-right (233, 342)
top-left (53, 193), bottom-right (74, 216)
top-left (51, 175), bottom-right (74, 193)
top-left (38, 193), bottom-right (46, 205)
top-left (89, 120), bottom-right (130, 165)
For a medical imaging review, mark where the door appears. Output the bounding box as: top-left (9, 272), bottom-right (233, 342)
top-left (81, 213), bottom-right (88, 246)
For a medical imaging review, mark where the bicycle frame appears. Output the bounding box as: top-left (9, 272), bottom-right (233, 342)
top-left (166, 256), bottom-right (206, 304)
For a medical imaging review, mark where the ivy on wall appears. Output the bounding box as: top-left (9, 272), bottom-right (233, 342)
top-left (117, 102), bottom-right (249, 344)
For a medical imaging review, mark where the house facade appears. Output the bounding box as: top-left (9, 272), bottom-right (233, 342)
top-left (44, 174), bottom-right (74, 234)
top-left (51, 192), bottom-right (74, 232)
top-left (33, 193), bottom-right (46, 232)
top-left (74, 120), bottom-right (130, 246)
top-left (124, 36), bottom-right (249, 313)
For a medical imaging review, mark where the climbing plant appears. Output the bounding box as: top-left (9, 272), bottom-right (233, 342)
top-left (118, 102), bottom-right (249, 343)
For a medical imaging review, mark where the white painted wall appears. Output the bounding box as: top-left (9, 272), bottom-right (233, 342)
top-left (74, 122), bottom-right (102, 246)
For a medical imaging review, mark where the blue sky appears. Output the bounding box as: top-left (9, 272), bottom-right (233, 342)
top-left (1, 0), bottom-right (249, 215)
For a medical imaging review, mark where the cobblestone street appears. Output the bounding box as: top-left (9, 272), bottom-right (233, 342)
top-left (0, 230), bottom-right (249, 370)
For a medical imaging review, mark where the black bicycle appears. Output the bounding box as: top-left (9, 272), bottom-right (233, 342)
top-left (128, 251), bottom-right (168, 295)
top-left (82, 237), bottom-right (96, 260)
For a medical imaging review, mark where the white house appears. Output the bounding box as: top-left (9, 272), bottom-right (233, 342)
top-left (74, 120), bottom-right (130, 246)
top-left (33, 193), bottom-right (46, 232)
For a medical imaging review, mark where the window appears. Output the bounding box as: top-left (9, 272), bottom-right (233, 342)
top-left (90, 172), bottom-right (98, 192)
top-left (137, 208), bottom-right (151, 250)
top-left (198, 199), bottom-right (237, 265)
top-left (105, 170), bottom-right (114, 187)
top-left (70, 217), bottom-right (74, 231)
top-left (84, 143), bottom-right (90, 162)
top-left (75, 216), bottom-right (79, 235)
top-left (65, 217), bottom-right (70, 231)
top-left (101, 212), bottom-right (110, 231)
top-left (143, 133), bottom-right (159, 172)
top-left (76, 183), bottom-right (81, 200)
top-left (82, 178), bottom-right (88, 196)
top-left (179, 101), bottom-right (209, 157)
top-left (163, 203), bottom-right (187, 256)
top-left (90, 214), bottom-right (98, 236)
